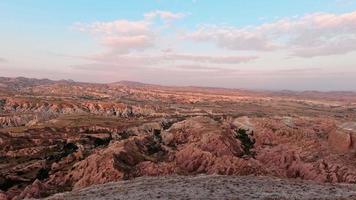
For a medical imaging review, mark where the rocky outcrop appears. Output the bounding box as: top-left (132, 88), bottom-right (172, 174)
top-left (328, 122), bottom-right (356, 153)
top-left (32, 117), bottom-right (260, 196)
top-left (0, 191), bottom-right (7, 200)
top-left (15, 179), bottom-right (47, 200)
top-left (328, 131), bottom-right (352, 152)
top-left (0, 99), bottom-right (156, 129)
top-left (0, 112), bottom-right (57, 128)
top-left (257, 146), bottom-right (356, 183)
top-left (0, 115), bottom-right (31, 128)
top-left (2, 98), bottom-right (153, 117)
top-left (40, 134), bottom-right (165, 192)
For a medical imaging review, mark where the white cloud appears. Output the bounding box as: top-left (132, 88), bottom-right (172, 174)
top-left (188, 25), bottom-right (279, 51)
top-left (187, 11), bottom-right (356, 57)
top-left (144, 10), bottom-right (186, 21)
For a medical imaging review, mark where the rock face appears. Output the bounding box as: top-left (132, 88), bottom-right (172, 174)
top-left (0, 192), bottom-right (8, 200)
top-left (16, 179), bottom-right (46, 199)
top-left (0, 113), bottom-right (57, 128)
top-left (0, 115), bottom-right (30, 128)
top-left (328, 122), bottom-right (356, 153)
top-left (257, 146), bottom-right (356, 183)
top-left (328, 131), bottom-right (352, 152)
top-left (340, 122), bottom-right (356, 132)
top-left (1, 98), bottom-right (152, 120)
top-left (232, 116), bottom-right (255, 134)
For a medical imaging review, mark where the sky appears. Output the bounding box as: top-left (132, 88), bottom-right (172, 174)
top-left (1, 0), bottom-right (356, 91)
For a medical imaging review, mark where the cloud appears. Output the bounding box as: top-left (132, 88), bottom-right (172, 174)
top-left (174, 65), bottom-right (222, 71)
top-left (74, 20), bottom-right (150, 35)
top-left (71, 63), bottom-right (140, 71)
top-left (0, 57), bottom-right (7, 63)
top-left (80, 54), bottom-right (161, 68)
top-left (101, 35), bottom-right (154, 54)
top-left (161, 48), bottom-right (174, 53)
top-left (144, 10), bottom-right (186, 21)
top-left (74, 19), bottom-right (154, 54)
top-left (74, 10), bottom-right (185, 54)
top-left (187, 11), bottom-right (356, 57)
top-left (249, 68), bottom-right (324, 76)
top-left (74, 10), bottom-right (258, 68)
top-left (188, 25), bottom-right (279, 51)
top-left (335, 0), bottom-right (356, 6)
top-left (173, 65), bottom-right (238, 74)
top-left (86, 53), bottom-right (257, 66)
top-left (163, 54), bottom-right (258, 64)
top-left (291, 37), bottom-right (356, 57)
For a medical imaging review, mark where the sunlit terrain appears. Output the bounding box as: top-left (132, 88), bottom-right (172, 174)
top-left (1, 0), bottom-right (356, 199)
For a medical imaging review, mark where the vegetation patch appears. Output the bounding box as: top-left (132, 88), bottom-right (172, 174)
top-left (234, 128), bottom-right (255, 156)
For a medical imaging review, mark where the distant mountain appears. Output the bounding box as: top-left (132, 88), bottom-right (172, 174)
top-left (109, 80), bottom-right (157, 88)
top-left (1, 76), bottom-right (356, 102)
top-left (0, 77), bottom-right (80, 90)
top-left (0, 77), bottom-right (54, 89)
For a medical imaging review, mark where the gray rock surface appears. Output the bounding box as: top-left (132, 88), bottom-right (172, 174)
top-left (42, 175), bottom-right (356, 200)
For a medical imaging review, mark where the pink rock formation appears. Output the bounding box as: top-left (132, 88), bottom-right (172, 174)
top-left (15, 179), bottom-right (47, 200)
top-left (328, 131), bottom-right (352, 152)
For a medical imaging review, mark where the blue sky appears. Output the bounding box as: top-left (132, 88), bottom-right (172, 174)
top-left (1, 0), bottom-right (356, 90)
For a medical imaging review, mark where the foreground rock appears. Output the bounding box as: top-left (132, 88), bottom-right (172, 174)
top-left (328, 122), bottom-right (356, 153)
top-left (5, 116), bottom-right (356, 199)
top-left (43, 175), bottom-right (356, 200)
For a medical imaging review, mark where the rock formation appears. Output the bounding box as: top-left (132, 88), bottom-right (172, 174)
top-left (1, 77), bottom-right (356, 199)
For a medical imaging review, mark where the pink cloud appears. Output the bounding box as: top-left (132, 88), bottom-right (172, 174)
top-left (80, 53), bottom-right (257, 68)
top-left (74, 10), bottom-right (186, 55)
top-left (74, 10), bottom-right (258, 65)
top-left (163, 54), bottom-right (258, 64)
top-left (173, 65), bottom-right (238, 74)
top-left (74, 19), bottom-right (154, 54)
top-left (75, 20), bottom-right (150, 35)
top-left (102, 35), bottom-right (154, 54)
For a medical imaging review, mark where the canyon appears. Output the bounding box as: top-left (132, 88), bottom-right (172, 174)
top-left (1, 77), bottom-right (356, 199)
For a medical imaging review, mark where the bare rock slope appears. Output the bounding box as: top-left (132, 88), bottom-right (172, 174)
top-left (44, 175), bottom-right (356, 200)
